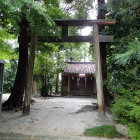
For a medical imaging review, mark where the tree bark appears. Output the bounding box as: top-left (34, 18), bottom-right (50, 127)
top-left (22, 29), bottom-right (36, 115)
top-left (97, 0), bottom-right (106, 22)
top-left (55, 74), bottom-right (59, 93)
top-left (41, 75), bottom-right (49, 97)
top-left (47, 77), bottom-right (52, 94)
top-left (70, 47), bottom-right (73, 61)
top-left (55, 52), bottom-right (60, 94)
top-left (2, 18), bottom-right (29, 110)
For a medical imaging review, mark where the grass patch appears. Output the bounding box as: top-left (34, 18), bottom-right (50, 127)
top-left (84, 125), bottom-right (122, 138)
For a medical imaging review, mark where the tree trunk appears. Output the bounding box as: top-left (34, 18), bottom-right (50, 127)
top-left (97, 0), bottom-right (106, 25)
top-left (47, 77), bottom-right (52, 95)
top-left (22, 29), bottom-right (36, 115)
top-left (2, 18), bottom-right (28, 110)
top-left (97, 0), bottom-right (112, 106)
top-left (70, 47), bottom-right (73, 61)
top-left (55, 52), bottom-right (60, 94)
top-left (55, 74), bottom-right (59, 93)
top-left (41, 75), bottom-right (49, 97)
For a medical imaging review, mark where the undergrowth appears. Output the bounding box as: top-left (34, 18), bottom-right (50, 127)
top-left (84, 125), bottom-right (122, 138)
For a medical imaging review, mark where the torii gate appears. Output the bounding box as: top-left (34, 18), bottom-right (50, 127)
top-left (42, 19), bottom-right (116, 116)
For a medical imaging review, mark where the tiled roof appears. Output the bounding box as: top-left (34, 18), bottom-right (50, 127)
top-left (63, 62), bottom-right (96, 74)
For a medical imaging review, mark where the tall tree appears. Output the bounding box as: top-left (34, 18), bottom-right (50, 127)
top-left (1, 0), bottom-right (60, 110)
top-left (3, 18), bottom-right (29, 109)
top-left (106, 0), bottom-right (140, 139)
top-left (22, 29), bottom-right (36, 115)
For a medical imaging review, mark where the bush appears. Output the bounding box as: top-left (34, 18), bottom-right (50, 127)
top-left (84, 125), bottom-right (122, 138)
top-left (128, 123), bottom-right (140, 140)
top-left (111, 91), bottom-right (140, 140)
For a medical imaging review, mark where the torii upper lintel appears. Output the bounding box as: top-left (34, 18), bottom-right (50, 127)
top-left (54, 19), bottom-right (116, 26)
top-left (42, 19), bottom-right (116, 43)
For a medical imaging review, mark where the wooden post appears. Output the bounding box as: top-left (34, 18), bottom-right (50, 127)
top-left (68, 76), bottom-right (71, 96)
top-left (93, 24), bottom-right (105, 116)
top-left (62, 26), bottom-right (68, 37)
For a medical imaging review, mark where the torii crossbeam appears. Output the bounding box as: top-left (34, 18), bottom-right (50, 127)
top-left (43, 19), bottom-right (116, 116)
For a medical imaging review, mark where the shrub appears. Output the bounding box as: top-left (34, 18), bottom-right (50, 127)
top-left (84, 125), bottom-right (122, 138)
top-left (111, 92), bottom-right (140, 140)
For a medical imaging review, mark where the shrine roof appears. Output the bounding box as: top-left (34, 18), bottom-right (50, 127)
top-left (63, 62), bottom-right (96, 74)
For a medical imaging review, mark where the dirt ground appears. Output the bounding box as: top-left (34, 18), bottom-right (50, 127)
top-left (0, 96), bottom-right (128, 140)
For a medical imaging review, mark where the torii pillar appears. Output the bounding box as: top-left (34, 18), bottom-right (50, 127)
top-left (93, 23), bottom-right (104, 116)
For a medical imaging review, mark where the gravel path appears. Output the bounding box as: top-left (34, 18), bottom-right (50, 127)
top-left (0, 96), bottom-right (127, 140)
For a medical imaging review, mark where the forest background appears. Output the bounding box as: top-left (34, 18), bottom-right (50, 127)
top-left (0, 0), bottom-right (140, 139)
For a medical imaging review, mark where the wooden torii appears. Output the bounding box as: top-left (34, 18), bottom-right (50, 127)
top-left (43, 19), bottom-right (116, 116)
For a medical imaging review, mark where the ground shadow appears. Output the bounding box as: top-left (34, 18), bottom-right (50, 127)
top-left (74, 103), bottom-right (97, 114)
